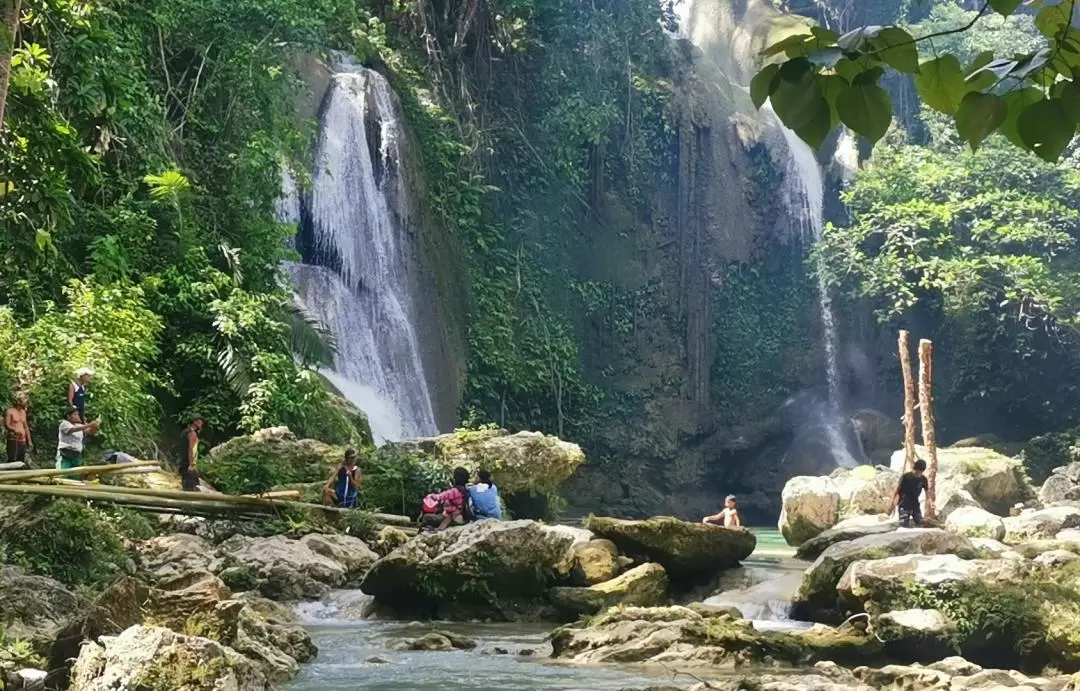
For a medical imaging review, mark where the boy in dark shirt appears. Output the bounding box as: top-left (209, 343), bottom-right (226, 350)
top-left (893, 459), bottom-right (928, 527)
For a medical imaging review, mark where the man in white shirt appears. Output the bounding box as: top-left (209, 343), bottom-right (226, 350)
top-left (57, 405), bottom-right (101, 469)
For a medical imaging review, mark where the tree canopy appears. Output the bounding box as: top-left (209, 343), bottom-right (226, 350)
top-left (754, 0), bottom-right (1080, 160)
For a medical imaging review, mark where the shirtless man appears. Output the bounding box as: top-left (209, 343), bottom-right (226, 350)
top-left (4, 394), bottom-right (31, 465)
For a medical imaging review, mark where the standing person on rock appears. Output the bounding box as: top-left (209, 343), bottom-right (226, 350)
top-left (56, 405), bottom-right (101, 469)
top-left (893, 459), bottom-right (928, 528)
top-left (67, 368), bottom-right (93, 423)
top-left (179, 414), bottom-right (204, 492)
top-left (4, 393), bottom-right (31, 466)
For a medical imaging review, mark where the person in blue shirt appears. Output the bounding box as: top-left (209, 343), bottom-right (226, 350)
top-left (323, 448), bottom-right (361, 509)
top-left (468, 469), bottom-right (501, 520)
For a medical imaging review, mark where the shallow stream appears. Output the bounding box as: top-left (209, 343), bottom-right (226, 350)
top-left (286, 528), bottom-right (804, 690)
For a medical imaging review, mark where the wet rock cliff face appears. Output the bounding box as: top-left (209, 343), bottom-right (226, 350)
top-left (564, 0), bottom-right (834, 524)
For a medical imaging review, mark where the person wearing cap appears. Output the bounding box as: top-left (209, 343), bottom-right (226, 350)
top-left (702, 494), bottom-right (742, 528)
top-left (67, 368), bottom-right (93, 423)
top-left (179, 415), bottom-right (204, 491)
top-left (323, 448), bottom-right (361, 509)
top-left (56, 405), bottom-right (101, 469)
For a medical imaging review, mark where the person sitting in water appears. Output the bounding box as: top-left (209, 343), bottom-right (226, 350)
top-left (468, 469), bottom-right (501, 520)
top-left (702, 494), bottom-right (741, 528)
top-left (419, 467), bottom-right (474, 532)
top-left (323, 448), bottom-right (362, 509)
top-left (893, 459), bottom-right (928, 528)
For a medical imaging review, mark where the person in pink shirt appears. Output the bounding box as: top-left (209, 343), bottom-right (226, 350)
top-left (419, 467), bottom-right (474, 532)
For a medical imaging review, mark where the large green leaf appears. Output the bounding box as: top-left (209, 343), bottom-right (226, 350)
top-left (836, 81), bottom-right (892, 143)
top-left (795, 99), bottom-right (834, 149)
top-left (871, 27), bottom-right (918, 73)
top-left (955, 92), bottom-right (1006, 151)
top-left (1017, 98), bottom-right (1076, 161)
top-left (915, 55), bottom-right (967, 115)
top-left (750, 63), bottom-right (780, 109)
top-left (989, 0), bottom-right (1023, 16)
top-left (771, 62), bottom-right (826, 131)
top-left (1036, 5), bottom-right (1070, 37)
top-left (1000, 88), bottom-right (1045, 148)
top-left (1056, 79), bottom-right (1080, 123)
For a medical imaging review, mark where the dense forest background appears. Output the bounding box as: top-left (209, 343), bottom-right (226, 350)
top-left (2, 0), bottom-right (1079, 521)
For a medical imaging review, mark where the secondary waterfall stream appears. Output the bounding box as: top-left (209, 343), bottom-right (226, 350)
top-left (284, 62), bottom-right (438, 443)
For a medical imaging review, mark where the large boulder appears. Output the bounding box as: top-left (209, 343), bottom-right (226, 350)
top-left (0, 566), bottom-right (87, 656)
top-left (1003, 506), bottom-right (1080, 544)
top-left (873, 609), bottom-right (954, 662)
top-left (835, 554), bottom-right (1030, 614)
top-left (218, 535), bottom-right (350, 600)
top-left (851, 409), bottom-right (904, 465)
top-left (792, 530), bottom-right (977, 622)
top-left (550, 606), bottom-right (881, 667)
top-left (203, 426), bottom-right (343, 493)
top-left (360, 520), bottom-right (574, 620)
top-left (795, 516), bottom-right (898, 561)
top-left (944, 506), bottom-right (1006, 541)
top-left (549, 563), bottom-right (668, 619)
top-left (832, 465), bottom-right (899, 518)
top-left (401, 429), bottom-right (585, 495)
top-left (69, 625), bottom-right (267, 691)
top-left (1040, 462), bottom-right (1080, 506)
top-left (890, 445), bottom-right (1034, 517)
top-left (583, 516), bottom-right (755, 582)
top-left (296, 533), bottom-right (378, 585)
top-left (779, 476), bottom-right (840, 546)
top-left (137, 534), bottom-right (220, 580)
top-left (557, 539), bottom-right (620, 586)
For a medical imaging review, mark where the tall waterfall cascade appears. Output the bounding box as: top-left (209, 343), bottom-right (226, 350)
top-left (282, 63), bottom-right (438, 444)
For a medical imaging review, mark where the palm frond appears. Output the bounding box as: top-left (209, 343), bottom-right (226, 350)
top-left (281, 300), bottom-right (337, 368)
top-left (217, 342), bottom-right (254, 397)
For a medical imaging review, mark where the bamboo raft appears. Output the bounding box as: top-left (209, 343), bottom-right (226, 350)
top-left (0, 462), bottom-right (414, 530)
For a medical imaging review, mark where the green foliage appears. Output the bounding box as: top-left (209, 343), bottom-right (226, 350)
top-left (0, 630), bottom-right (46, 679)
top-left (0, 497), bottom-right (128, 588)
top-left (755, 0), bottom-right (1080, 160)
top-left (1023, 428), bottom-right (1080, 484)
top-left (359, 444), bottom-right (445, 516)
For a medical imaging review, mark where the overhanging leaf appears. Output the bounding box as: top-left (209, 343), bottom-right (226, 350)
top-left (836, 81), bottom-right (892, 142)
top-left (794, 98), bottom-right (834, 149)
top-left (955, 92), bottom-right (1007, 151)
top-left (915, 55), bottom-right (967, 115)
top-left (1000, 88), bottom-right (1045, 147)
top-left (750, 63), bottom-right (780, 109)
top-left (989, 0), bottom-right (1023, 15)
top-left (871, 27), bottom-right (919, 73)
top-left (1057, 79), bottom-right (1080, 123)
top-left (1017, 98), bottom-right (1076, 161)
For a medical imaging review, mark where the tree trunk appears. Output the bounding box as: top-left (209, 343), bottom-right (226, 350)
top-left (899, 330), bottom-right (917, 471)
top-left (0, 0), bottom-right (22, 133)
top-left (918, 338), bottom-right (938, 519)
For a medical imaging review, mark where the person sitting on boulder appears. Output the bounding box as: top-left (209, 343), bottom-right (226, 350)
top-left (323, 448), bottom-right (362, 509)
top-left (419, 466), bottom-right (474, 532)
top-left (702, 494), bottom-right (741, 528)
top-left (468, 469), bottom-right (501, 521)
top-left (893, 459), bottom-right (928, 528)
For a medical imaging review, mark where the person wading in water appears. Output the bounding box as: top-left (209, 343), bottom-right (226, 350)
top-left (179, 415), bottom-right (204, 491)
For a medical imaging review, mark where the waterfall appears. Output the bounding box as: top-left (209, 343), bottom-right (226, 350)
top-left (286, 63), bottom-right (438, 444)
top-left (776, 121), bottom-right (858, 469)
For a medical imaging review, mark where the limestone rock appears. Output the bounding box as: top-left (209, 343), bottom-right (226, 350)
top-left (945, 506), bottom-right (1007, 541)
top-left (402, 429), bottom-right (585, 495)
top-left (1034, 549), bottom-right (1080, 567)
top-left (541, 524), bottom-right (594, 547)
top-left (389, 630), bottom-right (476, 651)
top-left (779, 476), bottom-right (841, 546)
top-left (928, 656), bottom-right (983, 677)
top-left (549, 562), bottom-right (668, 618)
top-left (137, 534), bottom-right (220, 581)
top-left (851, 409), bottom-right (904, 465)
top-left (1041, 462), bottom-right (1080, 506)
top-left (969, 538), bottom-right (1018, 559)
top-left (874, 609), bottom-right (953, 661)
top-left (584, 516), bottom-right (755, 582)
top-left (69, 625), bottom-right (267, 691)
top-left (360, 520), bottom-right (573, 620)
top-left (890, 445), bottom-right (1034, 517)
top-left (832, 465), bottom-right (899, 518)
top-left (563, 539), bottom-right (620, 586)
top-left (372, 526), bottom-right (411, 556)
top-left (204, 426), bottom-right (342, 488)
top-left (219, 535), bottom-right (347, 600)
top-left (550, 605), bottom-right (880, 667)
top-left (792, 530), bottom-right (977, 622)
top-left (836, 554), bottom-right (1029, 614)
top-left (796, 516), bottom-right (898, 561)
top-left (1003, 506), bottom-right (1080, 544)
top-left (297, 533), bottom-right (378, 585)
top-left (0, 566), bottom-right (87, 656)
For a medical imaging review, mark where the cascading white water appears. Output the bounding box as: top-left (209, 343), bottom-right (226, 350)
top-left (286, 64), bottom-right (438, 444)
top-left (777, 122), bottom-right (858, 468)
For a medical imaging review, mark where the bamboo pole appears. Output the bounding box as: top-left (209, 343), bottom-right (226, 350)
top-left (243, 490), bottom-right (300, 500)
top-left (918, 339), bottom-right (938, 520)
top-left (0, 483), bottom-right (263, 513)
top-left (899, 330), bottom-right (917, 472)
top-left (0, 461), bottom-right (160, 482)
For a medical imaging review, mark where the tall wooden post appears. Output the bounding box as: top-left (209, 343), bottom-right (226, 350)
top-left (899, 330), bottom-right (917, 471)
top-left (918, 339), bottom-right (938, 519)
